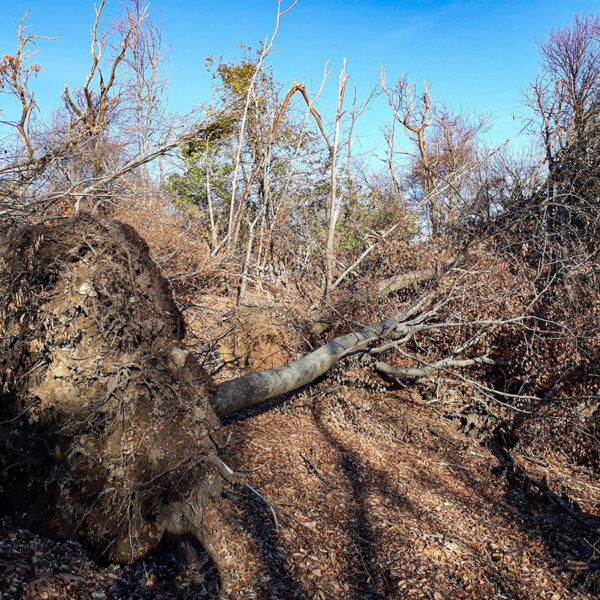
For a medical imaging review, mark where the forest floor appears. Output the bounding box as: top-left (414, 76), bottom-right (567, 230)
top-left (1, 346), bottom-right (599, 599)
top-left (0, 214), bottom-right (598, 599)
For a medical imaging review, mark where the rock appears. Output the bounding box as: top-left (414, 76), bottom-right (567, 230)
top-left (170, 347), bottom-right (188, 369)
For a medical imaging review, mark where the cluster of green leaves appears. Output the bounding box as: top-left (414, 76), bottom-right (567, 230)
top-left (166, 115), bottom-right (235, 210)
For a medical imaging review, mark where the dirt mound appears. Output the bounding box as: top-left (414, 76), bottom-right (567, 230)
top-left (0, 214), bottom-right (222, 562)
top-left (218, 306), bottom-right (296, 377)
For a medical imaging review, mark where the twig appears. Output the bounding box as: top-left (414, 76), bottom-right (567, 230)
top-left (216, 457), bottom-right (279, 530)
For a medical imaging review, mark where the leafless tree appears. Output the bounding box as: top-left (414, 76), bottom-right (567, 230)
top-left (224, 0), bottom-right (298, 252)
top-left (527, 13), bottom-right (600, 268)
top-left (380, 71), bottom-right (489, 240)
top-left (0, 2), bottom-right (201, 224)
top-left (324, 59), bottom-right (349, 299)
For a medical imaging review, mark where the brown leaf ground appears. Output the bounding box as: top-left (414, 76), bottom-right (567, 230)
top-left (3, 356), bottom-right (598, 599)
top-left (211, 363), bottom-right (600, 600)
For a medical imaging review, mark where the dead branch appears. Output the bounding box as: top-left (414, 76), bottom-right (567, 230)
top-left (310, 254), bottom-right (468, 336)
top-left (371, 355), bottom-right (498, 379)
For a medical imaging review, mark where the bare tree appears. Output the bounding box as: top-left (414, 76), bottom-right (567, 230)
top-left (0, 13), bottom-right (57, 217)
top-left (380, 71), bottom-right (489, 240)
top-left (528, 13), bottom-right (600, 265)
top-left (324, 59), bottom-right (349, 299)
top-left (110, 0), bottom-right (172, 184)
top-left (0, 2), bottom-right (201, 223)
top-left (224, 0), bottom-right (298, 251)
top-left (380, 72), bottom-right (438, 234)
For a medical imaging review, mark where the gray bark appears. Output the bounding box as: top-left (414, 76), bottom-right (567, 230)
top-left (212, 314), bottom-right (401, 417)
top-left (372, 356), bottom-right (497, 378)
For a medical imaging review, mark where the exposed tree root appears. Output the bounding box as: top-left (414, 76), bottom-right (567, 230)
top-left (0, 214), bottom-right (223, 562)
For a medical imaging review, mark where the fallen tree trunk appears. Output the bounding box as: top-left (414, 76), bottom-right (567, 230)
top-left (212, 293), bottom-right (440, 417)
top-left (213, 314), bottom-right (401, 416)
top-left (213, 281), bottom-right (509, 418)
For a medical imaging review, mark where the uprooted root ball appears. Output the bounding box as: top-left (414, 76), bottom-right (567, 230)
top-left (0, 213), bottom-right (223, 562)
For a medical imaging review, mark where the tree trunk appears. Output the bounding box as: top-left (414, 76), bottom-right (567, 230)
top-left (212, 313), bottom-right (401, 417)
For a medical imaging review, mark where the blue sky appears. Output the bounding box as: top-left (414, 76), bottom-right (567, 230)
top-left (1, 1), bottom-right (598, 159)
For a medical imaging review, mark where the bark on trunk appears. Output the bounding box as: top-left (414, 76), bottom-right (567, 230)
top-left (212, 313), bottom-right (401, 417)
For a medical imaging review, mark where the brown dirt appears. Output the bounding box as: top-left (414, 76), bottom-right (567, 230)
top-left (218, 306), bottom-right (296, 377)
top-left (0, 214), bottom-right (222, 563)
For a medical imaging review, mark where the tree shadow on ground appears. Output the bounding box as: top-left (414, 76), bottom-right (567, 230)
top-left (311, 403), bottom-right (401, 599)
top-left (219, 374), bottom-right (600, 598)
top-left (309, 384), bottom-right (600, 599)
top-left (237, 489), bottom-right (309, 600)
top-left (219, 373), bottom-right (336, 427)
top-left (220, 393), bottom-right (292, 425)
top-left (113, 533), bottom-right (222, 599)
top-left (489, 430), bottom-right (600, 593)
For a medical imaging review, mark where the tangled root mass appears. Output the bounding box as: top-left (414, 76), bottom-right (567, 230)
top-left (0, 214), bottom-right (222, 562)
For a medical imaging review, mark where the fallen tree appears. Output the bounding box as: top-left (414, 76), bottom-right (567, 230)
top-left (214, 283), bottom-right (509, 417)
top-left (0, 213), bottom-right (518, 565)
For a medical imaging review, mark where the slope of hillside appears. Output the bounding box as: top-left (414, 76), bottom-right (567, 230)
top-left (0, 214), bottom-right (598, 600)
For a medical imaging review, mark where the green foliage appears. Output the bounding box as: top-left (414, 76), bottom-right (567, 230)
top-left (205, 46), bottom-right (280, 144)
top-left (167, 46), bottom-right (320, 238)
top-left (165, 115), bottom-right (236, 210)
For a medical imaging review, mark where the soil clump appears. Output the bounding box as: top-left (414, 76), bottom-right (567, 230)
top-left (0, 214), bottom-right (222, 563)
